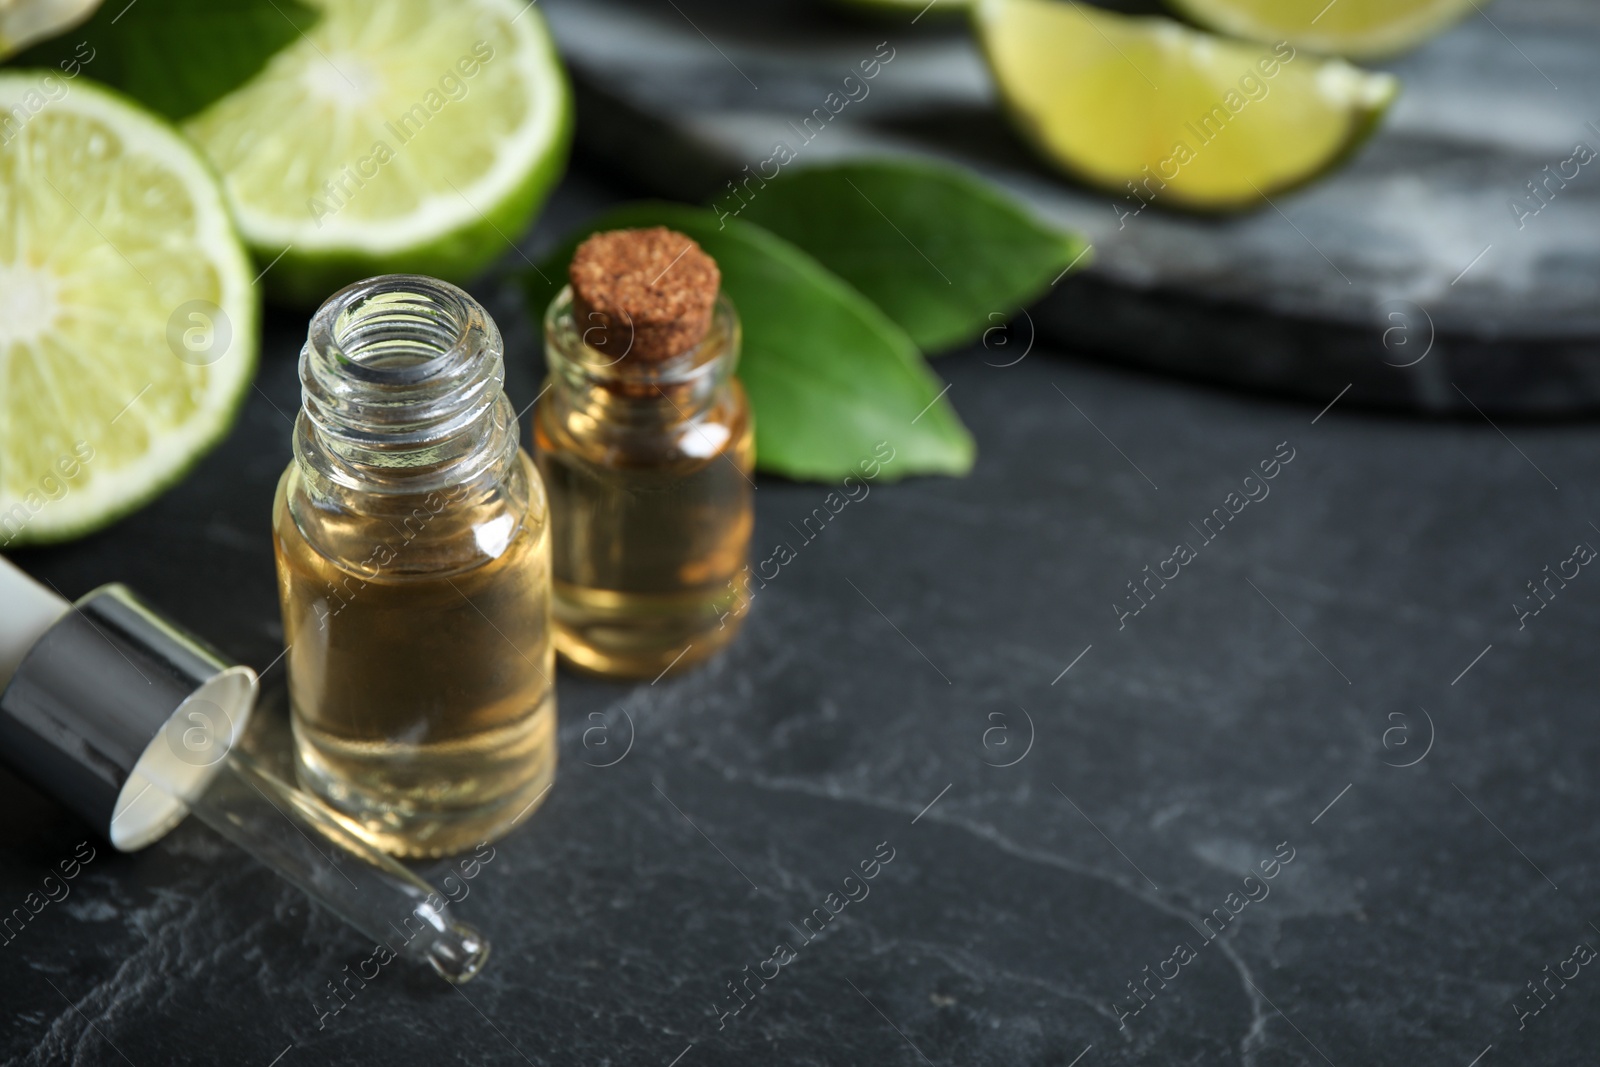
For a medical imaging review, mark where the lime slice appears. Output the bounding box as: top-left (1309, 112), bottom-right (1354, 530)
top-left (183, 0), bottom-right (572, 303)
top-left (1166, 0), bottom-right (1474, 58)
top-left (0, 74), bottom-right (257, 545)
top-left (973, 0), bottom-right (1398, 210)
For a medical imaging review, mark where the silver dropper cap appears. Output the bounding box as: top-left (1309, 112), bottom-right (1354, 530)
top-left (0, 573), bottom-right (256, 850)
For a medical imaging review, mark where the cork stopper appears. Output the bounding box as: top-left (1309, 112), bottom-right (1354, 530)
top-left (568, 227), bottom-right (721, 363)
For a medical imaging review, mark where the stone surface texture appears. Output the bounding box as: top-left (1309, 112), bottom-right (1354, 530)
top-left (2, 172), bottom-right (1598, 1067)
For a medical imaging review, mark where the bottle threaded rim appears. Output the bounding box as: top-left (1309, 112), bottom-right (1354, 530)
top-left (297, 275), bottom-right (516, 490)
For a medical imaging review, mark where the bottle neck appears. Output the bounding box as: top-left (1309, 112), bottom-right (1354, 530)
top-left (543, 285), bottom-right (739, 431)
top-left (294, 276), bottom-right (519, 498)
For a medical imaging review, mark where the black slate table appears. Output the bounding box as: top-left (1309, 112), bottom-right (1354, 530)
top-left (4, 168), bottom-right (1599, 1067)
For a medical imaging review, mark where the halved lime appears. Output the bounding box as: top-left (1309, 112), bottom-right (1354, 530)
top-left (183, 0), bottom-right (572, 303)
top-left (973, 0), bottom-right (1398, 210)
top-left (1166, 0), bottom-right (1474, 58)
top-left (0, 74), bottom-right (257, 545)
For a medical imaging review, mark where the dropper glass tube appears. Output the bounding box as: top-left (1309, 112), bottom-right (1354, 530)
top-left (186, 744), bottom-right (489, 982)
top-left (89, 613), bottom-right (494, 982)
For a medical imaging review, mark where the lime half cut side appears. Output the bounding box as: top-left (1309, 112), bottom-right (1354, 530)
top-left (183, 0), bottom-right (572, 303)
top-left (0, 74), bottom-right (257, 546)
top-left (973, 0), bottom-right (1398, 210)
top-left (1166, 0), bottom-right (1475, 58)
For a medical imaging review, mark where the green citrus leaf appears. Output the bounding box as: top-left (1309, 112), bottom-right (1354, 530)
top-left (10, 0), bottom-right (319, 121)
top-left (729, 158), bottom-right (1089, 353)
top-left (519, 202), bottom-right (975, 482)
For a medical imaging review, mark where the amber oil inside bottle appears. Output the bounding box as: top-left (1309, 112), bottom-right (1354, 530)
top-left (534, 286), bottom-right (753, 678)
top-left (274, 276), bottom-right (555, 858)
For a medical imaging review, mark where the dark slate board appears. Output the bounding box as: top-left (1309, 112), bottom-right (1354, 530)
top-left (6, 169), bottom-right (1600, 1066)
top-left (543, 0), bottom-right (1600, 414)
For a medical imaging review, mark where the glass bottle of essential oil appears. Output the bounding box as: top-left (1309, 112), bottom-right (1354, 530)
top-left (534, 228), bottom-right (754, 678)
top-left (273, 275), bottom-right (556, 858)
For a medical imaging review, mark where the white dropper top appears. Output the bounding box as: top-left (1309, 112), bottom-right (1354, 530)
top-left (0, 556), bottom-right (70, 691)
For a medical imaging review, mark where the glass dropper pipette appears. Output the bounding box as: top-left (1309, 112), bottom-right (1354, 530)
top-left (0, 558), bottom-right (490, 982)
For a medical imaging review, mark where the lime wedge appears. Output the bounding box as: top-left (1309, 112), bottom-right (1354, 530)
top-left (1166, 0), bottom-right (1474, 58)
top-left (0, 73), bottom-right (257, 546)
top-left (973, 0), bottom-right (1398, 210)
top-left (183, 0), bottom-right (572, 303)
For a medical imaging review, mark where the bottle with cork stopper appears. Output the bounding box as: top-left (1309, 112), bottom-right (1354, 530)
top-left (534, 227), bottom-right (754, 677)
